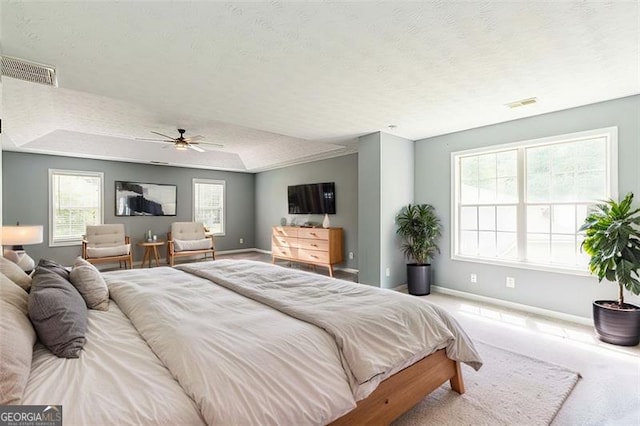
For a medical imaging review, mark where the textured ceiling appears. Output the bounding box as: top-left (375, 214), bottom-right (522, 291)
top-left (2, 1), bottom-right (638, 172)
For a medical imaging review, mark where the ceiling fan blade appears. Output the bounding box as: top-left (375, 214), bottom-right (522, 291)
top-left (136, 137), bottom-right (173, 142)
top-left (151, 131), bottom-right (177, 140)
top-left (189, 144), bottom-right (206, 153)
top-left (199, 141), bottom-right (224, 148)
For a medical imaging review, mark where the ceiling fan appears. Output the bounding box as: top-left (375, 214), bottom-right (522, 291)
top-left (136, 128), bottom-right (223, 152)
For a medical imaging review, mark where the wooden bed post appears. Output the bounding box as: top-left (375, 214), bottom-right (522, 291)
top-left (449, 361), bottom-right (465, 394)
top-left (329, 349), bottom-right (465, 425)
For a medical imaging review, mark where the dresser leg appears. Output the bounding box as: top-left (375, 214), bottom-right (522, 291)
top-left (328, 265), bottom-right (334, 277)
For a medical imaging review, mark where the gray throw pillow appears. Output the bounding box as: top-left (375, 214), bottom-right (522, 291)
top-left (28, 268), bottom-right (88, 358)
top-left (36, 258), bottom-right (70, 281)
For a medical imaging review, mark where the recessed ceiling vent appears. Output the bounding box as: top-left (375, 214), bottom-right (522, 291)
top-left (1, 56), bottom-right (58, 87)
top-left (505, 97), bottom-right (537, 109)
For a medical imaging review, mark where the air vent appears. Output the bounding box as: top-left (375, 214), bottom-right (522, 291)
top-left (149, 161), bottom-right (169, 165)
top-left (505, 97), bottom-right (537, 109)
top-left (1, 56), bottom-right (57, 87)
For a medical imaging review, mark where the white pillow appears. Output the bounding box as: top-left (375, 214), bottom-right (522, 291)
top-left (70, 257), bottom-right (109, 311)
top-left (86, 244), bottom-right (130, 258)
top-left (0, 256), bottom-right (32, 291)
top-left (0, 274), bottom-right (37, 404)
top-left (174, 238), bottom-right (212, 252)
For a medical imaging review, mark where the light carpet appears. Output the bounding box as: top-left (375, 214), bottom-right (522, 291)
top-left (394, 341), bottom-right (581, 426)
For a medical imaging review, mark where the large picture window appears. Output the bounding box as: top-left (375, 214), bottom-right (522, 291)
top-left (49, 169), bottom-right (104, 246)
top-left (452, 127), bottom-right (617, 272)
top-left (193, 179), bottom-right (225, 235)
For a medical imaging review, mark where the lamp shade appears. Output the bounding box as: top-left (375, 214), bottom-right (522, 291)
top-left (1, 225), bottom-right (44, 246)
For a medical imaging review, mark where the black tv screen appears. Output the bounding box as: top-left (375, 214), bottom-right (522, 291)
top-left (288, 182), bottom-right (336, 214)
top-left (115, 181), bottom-right (177, 216)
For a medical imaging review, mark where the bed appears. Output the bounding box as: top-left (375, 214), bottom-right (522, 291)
top-left (1, 258), bottom-right (482, 425)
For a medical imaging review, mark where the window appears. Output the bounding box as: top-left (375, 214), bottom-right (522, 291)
top-left (193, 179), bottom-right (225, 235)
top-left (49, 169), bottom-right (104, 246)
top-left (452, 127), bottom-right (617, 273)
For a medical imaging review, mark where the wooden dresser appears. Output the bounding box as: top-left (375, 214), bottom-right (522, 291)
top-left (271, 226), bottom-right (344, 277)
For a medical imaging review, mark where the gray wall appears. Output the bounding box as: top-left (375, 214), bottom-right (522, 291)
top-left (358, 132), bottom-right (414, 288)
top-left (415, 95), bottom-right (640, 318)
top-left (379, 133), bottom-right (414, 288)
top-left (358, 134), bottom-right (381, 284)
top-left (2, 152), bottom-right (255, 266)
top-left (254, 154), bottom-right (358, 270)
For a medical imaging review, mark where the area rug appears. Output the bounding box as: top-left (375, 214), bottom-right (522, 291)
top-left (394, 341), bottom-right (581, 426)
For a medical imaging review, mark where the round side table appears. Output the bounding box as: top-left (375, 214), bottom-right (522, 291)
top-left (137, 240), bottom-right (165, 268)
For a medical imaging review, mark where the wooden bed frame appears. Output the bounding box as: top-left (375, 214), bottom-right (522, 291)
top-left (330, 349), bottom-right (464, 425)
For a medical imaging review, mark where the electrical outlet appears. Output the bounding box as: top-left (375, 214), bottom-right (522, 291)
top-left (470, 273), bottom-right (477, 283)
top-left (239, 238), bottom-right (244, 244)
top-left (385, 268), bottom-right (390, 277)
top-left (506, 277), bottom-right (515, 288)
top-left (348, 252), bottom-right (354, 260)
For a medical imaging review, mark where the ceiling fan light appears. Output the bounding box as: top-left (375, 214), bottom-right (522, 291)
top-left (175, 141), bottom-right (189, 150)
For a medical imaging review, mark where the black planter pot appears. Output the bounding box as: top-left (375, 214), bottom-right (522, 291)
top-left (407, 264), bottom-right (431, 296)
top-left (593, 300), bottom-right (640, 346)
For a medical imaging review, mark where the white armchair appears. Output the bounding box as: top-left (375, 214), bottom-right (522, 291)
top-left (167, 222), bottom-right (215, 266)
top-left (82, 224), bottom-right (133, 269)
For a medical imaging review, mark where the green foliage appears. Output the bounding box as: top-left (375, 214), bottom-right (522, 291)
top-left (395, 204), bottom-right (442, 265)
top-left (579, 192), bottom-right (640, 305)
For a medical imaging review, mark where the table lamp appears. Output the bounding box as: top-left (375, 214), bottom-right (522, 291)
top-left (1, 224), bottom-right (44, 271)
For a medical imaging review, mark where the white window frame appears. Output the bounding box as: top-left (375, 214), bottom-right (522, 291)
top-left (451, 127), bottom-right (618, 275)
top-left (48, 169), bottom-right (104, 247)
top-left (192, 178), bottom-right (226, 236)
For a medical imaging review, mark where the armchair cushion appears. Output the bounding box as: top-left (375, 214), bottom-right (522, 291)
top-left (85, 224), bottom-right (126, 247)
top-left (174, 238), bottom-right (213, 252)
top-left (170, 222), bottom-right (206, 241)
top-left (85, 244), bottom-right (130, 258)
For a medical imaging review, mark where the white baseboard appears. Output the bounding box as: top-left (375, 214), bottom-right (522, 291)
top-left (253, 248), bottom-right (271, 255)
top-left (431, 285), bottom-right (593, 326)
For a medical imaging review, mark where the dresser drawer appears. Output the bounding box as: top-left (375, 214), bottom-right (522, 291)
top-left (272, 235), bottom-right (298, 249)
top-left (298, 249), bottom-right (330, 264)
top-left (297, 238), bottom-right (329, 251)
top-left (272, 246), bottom-right (298, 259)
top-left (298, 228), bottom-right (329, 240)
top-left (273, 226), bottom-right (298, 238)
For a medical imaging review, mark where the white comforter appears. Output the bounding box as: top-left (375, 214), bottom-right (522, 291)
top-left (104, 260), bottom-right (482, 425)
top-left (22, 303), bottom-right (205, 426)
top-left (105, 266), bottom-right (356, 425)
top-left (178, 260), bottom-right (483, 400)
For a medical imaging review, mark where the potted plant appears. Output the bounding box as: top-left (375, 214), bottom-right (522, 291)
top-left (579, 192), bottom-right (640, 346)
top-left (396, 204), bottom-right (442, 296)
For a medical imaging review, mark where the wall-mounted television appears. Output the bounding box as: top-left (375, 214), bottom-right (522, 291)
top-left (288, 182), bottom-right (336, 214)
top-left (115, 181), bottom-right (177, 216)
